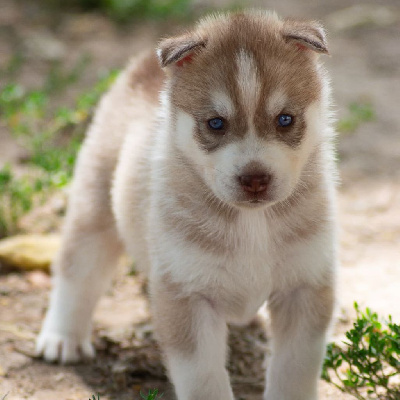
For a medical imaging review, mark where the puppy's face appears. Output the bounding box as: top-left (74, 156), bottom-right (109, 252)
top-left (159, 12), bottom-right (329, 209)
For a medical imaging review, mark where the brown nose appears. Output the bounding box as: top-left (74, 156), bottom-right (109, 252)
top-left (239, 174), bottom-right (271, 193)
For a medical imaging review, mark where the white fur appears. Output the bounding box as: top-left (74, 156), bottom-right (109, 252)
top-left (267, 89), bottom-right (287, 116)
top-left (165, 301), bottom-right (234, 400)
top-left (36, 230), bottom-right (120, 363)
top-left (36, 11), bottom-right (337, 400)
top-left (211, 90), bottom-right (235, 118)
top-left (236, 50), bottom-right (260, 113)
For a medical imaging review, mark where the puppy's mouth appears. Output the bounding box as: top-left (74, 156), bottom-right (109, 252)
top-left (233, 192), bottom-right (275, 208)
top-left (249, 199), bottom-right (264, 204)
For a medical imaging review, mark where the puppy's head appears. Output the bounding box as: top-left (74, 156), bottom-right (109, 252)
top-left (158, 11), bottom-right (330, 209)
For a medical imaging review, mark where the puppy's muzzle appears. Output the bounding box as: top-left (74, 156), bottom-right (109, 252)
top-left (239, 173), bottom-right (271, 193)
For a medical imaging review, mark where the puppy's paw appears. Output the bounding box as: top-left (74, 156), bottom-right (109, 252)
top-left (35, 331), bottom-right (95, 364)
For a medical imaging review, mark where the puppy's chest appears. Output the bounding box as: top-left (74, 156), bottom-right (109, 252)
top-left (187, 212), bottom-right (276, 323)
top-left (157, 204), bottom-right (283, 322)
top-left (211, 253), bottom-right (272, 324)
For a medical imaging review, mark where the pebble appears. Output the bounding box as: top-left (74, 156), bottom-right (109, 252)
top-left (0, 234), bottom-right (60, 272)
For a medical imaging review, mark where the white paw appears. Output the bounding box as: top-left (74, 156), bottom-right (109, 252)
top-left (36, 331), bottom-right (95, 364)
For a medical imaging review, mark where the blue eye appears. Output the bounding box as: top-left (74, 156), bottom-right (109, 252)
top-left (278, 114), bottom-right (293, 127)
top-left (208, 118), bottom-right (224, 130)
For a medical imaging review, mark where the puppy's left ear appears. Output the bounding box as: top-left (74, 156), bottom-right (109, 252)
top-left (283, 20), bottom-right (329, 55)
top-left (157, 34), bottom-right (207, 68)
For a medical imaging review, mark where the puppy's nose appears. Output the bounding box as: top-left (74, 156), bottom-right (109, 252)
top-left (239, 174), bottom-right (271, 193)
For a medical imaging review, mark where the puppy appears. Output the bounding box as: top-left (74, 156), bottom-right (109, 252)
top-left (36, 10), bottom-right (338, 400)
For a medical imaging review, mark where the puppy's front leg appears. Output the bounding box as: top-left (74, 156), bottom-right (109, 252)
top-left (151, 277), bottom-right (234, 400)
top-left (264, 283), bottom-right (334, 400)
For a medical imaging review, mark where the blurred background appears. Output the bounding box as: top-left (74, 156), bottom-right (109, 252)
top-left (0, 0), bottom-right (399, 399)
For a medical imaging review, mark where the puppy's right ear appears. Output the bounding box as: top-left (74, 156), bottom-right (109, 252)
top-left (157, 34), bottom-right (207, 68)
top-left (283, 20), bottom-right (329, 55)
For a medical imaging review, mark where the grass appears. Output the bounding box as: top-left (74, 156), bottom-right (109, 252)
top-left (0, 164), bottom-right (50, 237)
top-left (140, 389), bottom-right (163, 399)
top-left (0, 56), bottom-right (119, 237)
top-left (45, 0), bottom-right (194, 22)
top-left (102, 0), bottom-right (193, 22)
top-left (88, 390), bottom-right (162, 400)
top-left (322, 303), bottom-right (400, 399)
top-left (337, 100), bottom-right (375, 134)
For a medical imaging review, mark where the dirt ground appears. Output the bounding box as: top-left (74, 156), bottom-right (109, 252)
top-left (0, 0), bottom-right (399, 399)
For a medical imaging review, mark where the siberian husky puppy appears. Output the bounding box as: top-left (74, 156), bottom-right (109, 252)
top-left (36, 10), bottom-right (338, 400)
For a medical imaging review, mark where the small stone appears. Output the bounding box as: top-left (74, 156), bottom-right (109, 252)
top-left (27, 271), bottom-right (51, 288)
top-left (112, 361), bottom-right (128, 389)
top-left (55, 372), bottom-right (65, 382)
top-left (0, 234), bottom-right (60, 272)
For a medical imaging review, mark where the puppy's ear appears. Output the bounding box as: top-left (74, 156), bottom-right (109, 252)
top-left (157, 34), bottom-right (207, 68)
top-left (283, 20), bottom-right (329, 55)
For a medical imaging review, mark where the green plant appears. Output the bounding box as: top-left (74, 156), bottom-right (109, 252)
top-left (0, 57), bottom-right (119, 237)
top-left (88, 390), bottom-right (162, 400)
top-left (102, 0), bottom-right (192, 22)
top-left (322, 303), bottom-right (400, 399)
top-left (0, 53), bottom-right (24, 79)
top-left (44, 55), bottom-right (91, 94)
top-left (45, 0), bottom-right (193, 22)
top-left (140, 389), bottom-right (163, 399)
top-left (337, 101), bottom-right (375, 134)
top-left (0, 164), bottom-right (50, 237)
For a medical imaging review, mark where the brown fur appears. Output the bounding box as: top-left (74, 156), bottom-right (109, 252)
top-left (267, 149), bottom-right (331, 244)
top-left (158, 35), bottom-right (207, 67)
top-left (162, 12), bottom-right (323, 151)
top-left (129, 52), bottom-right (165, 101)
top-left (37, 11), bottom-right (336, 400)
top-left (283, 19), bottom-right (329, 54)
top-left (160, 147), bottom-right (239, 255)
top-left (268, 283), bottom-right (334, 335)
top-left (57, 62), bottom-right (148, 274)
top-left (151, 274), bottom-right (199, 354)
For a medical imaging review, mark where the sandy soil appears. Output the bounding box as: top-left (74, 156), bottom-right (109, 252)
top-left (0, 0), bottom-right (399, 399)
